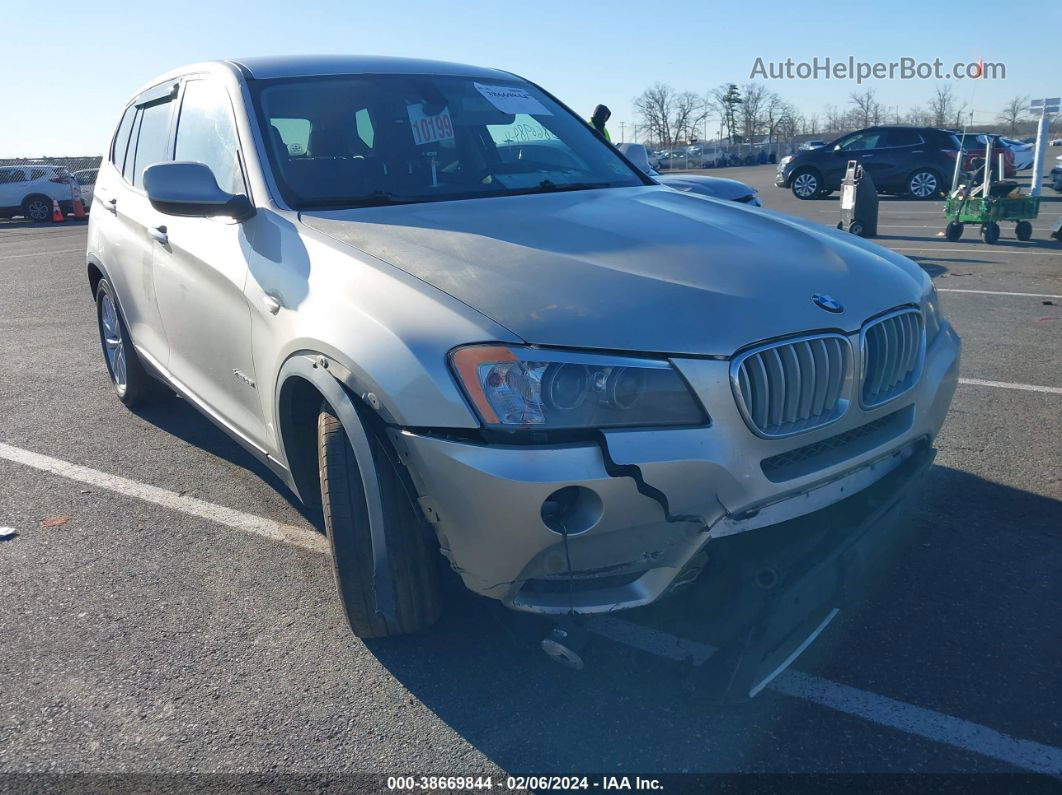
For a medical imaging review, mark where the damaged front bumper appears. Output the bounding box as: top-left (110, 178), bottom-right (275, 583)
top-left (392, 323), bottom-right (960, 615)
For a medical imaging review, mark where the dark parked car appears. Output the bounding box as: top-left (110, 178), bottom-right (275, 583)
top-left (776, 126), bottom-right (962, 200)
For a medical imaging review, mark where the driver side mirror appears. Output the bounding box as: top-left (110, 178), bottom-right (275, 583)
top-left (144, 161), bottom-right (254, 221)
top-left (833, 144), bottom-right (844, 153)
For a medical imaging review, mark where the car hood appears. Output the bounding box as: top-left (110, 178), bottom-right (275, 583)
top-left (300, 186), bottom-right (928, 356)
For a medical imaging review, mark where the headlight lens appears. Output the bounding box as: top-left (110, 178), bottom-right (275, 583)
top-left (450, 345), bottom-right (707, 429)
top-left (924, 286), bottom-right (944, 343)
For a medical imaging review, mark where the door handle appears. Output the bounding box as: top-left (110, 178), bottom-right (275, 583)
top-left (102, 197), bottom-right (117, 214)
top-left (262, 294), bottom-right (283, 315)
top-left (148, 225), bottom-right (168, 245)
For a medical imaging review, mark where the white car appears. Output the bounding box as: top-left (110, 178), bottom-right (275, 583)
top-left (1051, 156), bottom-right (1062, 192)
top-left (999, 138), bottom-right (1034, 171)
top-left (73, 168), bottom-right (98, 208)
top-left (0, 164), bottom-right (82, 222)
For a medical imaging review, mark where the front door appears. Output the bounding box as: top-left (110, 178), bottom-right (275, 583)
top-left (151, 77), bottom-right (269, 450)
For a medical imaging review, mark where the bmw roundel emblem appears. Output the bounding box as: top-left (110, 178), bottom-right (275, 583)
top-left (812, 293), bottom-right (844, 313)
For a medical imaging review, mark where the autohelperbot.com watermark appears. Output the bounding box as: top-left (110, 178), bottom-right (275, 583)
top-left (750, 56), bottom-right (1005, 84)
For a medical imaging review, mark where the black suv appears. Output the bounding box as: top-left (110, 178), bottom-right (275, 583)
top-left (776, 126), bottom-right (962, 200)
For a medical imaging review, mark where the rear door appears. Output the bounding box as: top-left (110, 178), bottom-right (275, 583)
top-left (94, 86), bottom-right (179, 366)
top-left (151, 76), bottom-right (268, 449)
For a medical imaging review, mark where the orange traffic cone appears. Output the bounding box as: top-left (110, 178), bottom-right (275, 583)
top-left (51, 199), bottom-right (65, 223)
top-left (73, 198), bottom-right (87, 219)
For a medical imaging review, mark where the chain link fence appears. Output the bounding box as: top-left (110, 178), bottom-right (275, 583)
top-left (0, 155), bottom-right (103, 223)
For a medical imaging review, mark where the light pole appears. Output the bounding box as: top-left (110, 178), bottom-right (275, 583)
top-left (1029, 97), bottom-right (1060, 197)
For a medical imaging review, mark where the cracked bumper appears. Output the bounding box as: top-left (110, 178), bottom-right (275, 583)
top-left (394, 323), bottom-right (960, 615)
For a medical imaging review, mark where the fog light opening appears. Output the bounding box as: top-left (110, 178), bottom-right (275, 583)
top-left (540, 486), bottom-right (603, 535)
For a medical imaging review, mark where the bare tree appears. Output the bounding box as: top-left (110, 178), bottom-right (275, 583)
top-left (848, 88), bottom-right (882, 128)
top-left (997, 96), bottom-right (1029, 134)
top-left (928, 85), bottom-right (958, 128)
top-left (672, 91), bottom-right (705, 144)
top-left (738, 82), bottom-right (768, 142)
top-left (633, 83), bottom-right (677, 147)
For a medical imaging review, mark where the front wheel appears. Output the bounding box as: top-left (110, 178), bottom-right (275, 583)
top-left (1015, 221), bottom-right (1032, 241)
top-left (945, 221), bottom-right (964, 242)
top-left (980, 222), bottom-right (1000, 244)
top-left (907, 170), bottom-right (942, 200)
top-left (318, 401), bottom-right (442, 638)
top-left (791, 170), bottom-right (820, 199)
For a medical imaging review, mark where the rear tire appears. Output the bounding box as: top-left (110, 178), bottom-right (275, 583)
top-left (318, 401), bottom-right (442, 638)
top-left (980, 222), bottom-right (1000, 244)
top-left (907, 169), bottom-right (942, 200)
top-left (945, 221), bottom-right (964, 242)
top-left (94, 278), bottom-right (155, 407)
top-left (1015, 221), bottom-right (1032, 241)
top-left (22, 194), bottom-right (52, 223)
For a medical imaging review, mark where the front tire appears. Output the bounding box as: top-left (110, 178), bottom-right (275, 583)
top-left (318, 401), bottom-right (442, 638)
top-left (791, 170), bottom-right (820, 199)
top-left (95, 278), bottom-right (155, 407)
top-left (1015, 221), bottom-right (1032, 241)
top-left (907, 169), bottom-right (942, 200)
top-left (945, 221), bottom-right (964, 242)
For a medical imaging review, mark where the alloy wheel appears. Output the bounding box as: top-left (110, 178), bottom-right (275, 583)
top-left (100, 293), bottom-right (127, 391)
top-left (909, 171), bottom-right (938, 198)
top-left (792, 172), bottom-right (818, 198)
top-left (26, 199), bottom-right (50, 222)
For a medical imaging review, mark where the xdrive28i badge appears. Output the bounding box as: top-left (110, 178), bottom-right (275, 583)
top-left (812, 294), bottom-right (844, 313)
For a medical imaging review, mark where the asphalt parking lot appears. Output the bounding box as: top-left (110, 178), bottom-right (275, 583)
top-left (1, 168), bottom-right (1060, 783)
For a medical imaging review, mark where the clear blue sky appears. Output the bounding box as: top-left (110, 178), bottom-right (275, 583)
top-left (1, 0), bottom-right (1057, 156)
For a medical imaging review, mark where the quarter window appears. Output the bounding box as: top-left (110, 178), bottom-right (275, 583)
top-left (174, 80), bottom-right (245, 195)
top-left (110, 105), bottom-right (136, 175)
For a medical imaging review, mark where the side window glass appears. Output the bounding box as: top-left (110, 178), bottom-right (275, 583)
top-left (29, 168), bottom-right (47, 181)
top-left (131, 101), bottom-right (175, 187)
top-left (0, 169), bottom-right (26, 184)
top-left (174, 80), bottom-right (245, 195)
top-left (122, 109), bottom-right (142, 182)
top-left (110, 106), bottom-right (136, 176)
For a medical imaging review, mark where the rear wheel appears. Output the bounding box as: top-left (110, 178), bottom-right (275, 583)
top-left (22, 194), bottom-right (52, 223)
top-left (791, 170), bottom-right (820, 199)
top-left (907, 169), bottom-right (942, 200)
top-left (980, 222), bottom-right (1000, 244)
top-left (945, 221), bottom-right (964, 242)
top-left (318, 401), bottom-right (442, 638)
top-left (1015, 220), bottom-right (1032, 241)
top-left (94, 278), bottom-right (156, 407)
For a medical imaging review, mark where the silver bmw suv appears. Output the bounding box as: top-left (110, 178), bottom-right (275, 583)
top-left (87, 56), bottom-right (960, 638)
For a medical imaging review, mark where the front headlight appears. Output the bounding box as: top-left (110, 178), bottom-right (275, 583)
top-left (924, 286), bottom-right (945, 343)
top-left (450, 344), bottom-right (707, 429)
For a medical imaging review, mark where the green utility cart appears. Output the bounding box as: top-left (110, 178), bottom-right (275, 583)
top-left (943, 193), bottom-right (1041, 244)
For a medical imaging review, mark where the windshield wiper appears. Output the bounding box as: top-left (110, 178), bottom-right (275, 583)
top-left (305, 191), bottom-right (429, 210)
top-left (526, 180), bottom-right (615, 194)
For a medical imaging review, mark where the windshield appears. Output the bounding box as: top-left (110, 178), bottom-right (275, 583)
top-left (252, 74), bottom-right (647, 209)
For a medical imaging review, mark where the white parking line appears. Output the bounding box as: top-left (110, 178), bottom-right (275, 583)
top-left (3, 439), bottom-right (1061, 773)
top-left (0, 248), bottom-right (83, 261)
top-left (959, 378), bottom-right (1062, 395)
top-left (939, 288), bottom-right (1062, 299)
top-left (892, 247), bottom-right (1062, 256)
top-left (596, 617), bottom-right (1062, 775)
top-left (0, 441), bottom-right (328, 554)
